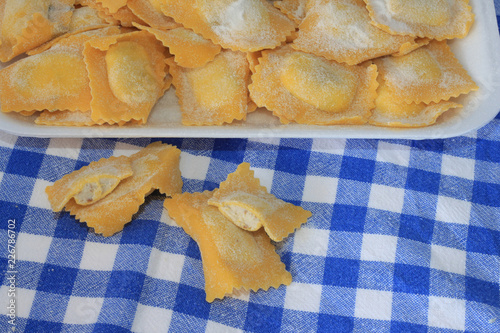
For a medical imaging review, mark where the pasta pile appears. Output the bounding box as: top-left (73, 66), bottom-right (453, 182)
top-left (0, 0), bottom-right (478, 127)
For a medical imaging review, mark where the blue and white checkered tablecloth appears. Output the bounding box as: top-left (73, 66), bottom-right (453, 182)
top-left (1, 5), bottom-right (500, 333)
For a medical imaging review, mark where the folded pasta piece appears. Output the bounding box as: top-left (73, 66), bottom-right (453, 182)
top-left (164, 191), bottom-right (292, 302)
top-left (46, 155), bottom-right (133, 212)
top-left (249, 45), bottom-right (378, 125)
top-left (161, 0), bottom-right (296, 52)
top-left (0, 28), bottom-right (114, 113)
top-left (80, 0), bottom-right (146, 27)
top-left (36, 110), bottom-right (103, 126)
top-left (35, 109), bottom-right (138, 126)
top-left (127, 0), bottom-right (180, 30)
top-left (274, 0), bottom-right (308, 25)
top-left (292, 0), bottom-right (422, 65)
top-left (83, 30), bottom-right (169, 124)
top-left (134, 24), bottom-right (221, 68)
top-left (68, 5), bottom-right (109, 31)
top-left (0, 0), bottom-right (74, 62)
top-left (364, 0), bottom-right (474, 40)
top-left (95, 0), bottom-right (127, 14)
top-left (65, 142), bottom-right (183, 236)
top-left (369, 75), bottom-right (462, 127)
top-left (208, 163), bottom-right (311, 241)
top-left (167, 50), bottom-right (252, 125)
top-left (374, 40), bottom-right (478, 105)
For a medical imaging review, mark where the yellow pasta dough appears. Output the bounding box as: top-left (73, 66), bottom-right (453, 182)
top-left (292, 0), bottom-right (421, 65)
top-left (0, 0), bottom-right (74, 62)
top-left (68, 5), bottom-right (109, 31)
top-left (46, 155), bottom-right (133, 212)
top-left (83, 30), bottom-right (169, 124)
top-left (134, 23), bottom-right (221, 68)
top-left (161, 0), bottom-right (296, 52)
top-left (167, 50), bottom-right (252, 125)
top-left (374, 40), bottom-right (478, 104)
top-left (208, 162), bottom-right (312, 241)
top-left (249, 46), bottom-right (378, 125)
top-left (36, 110), bottom-right (104, 126)
top-left (80, 0), bottom-right (146, 27)
top-left (0, 29), bottom-right (113, 113)
top-left (127, 0), bottom-right (180, 30)
top-left (274, 0), bottom-right (308, 25)
top-left (65, 142), bottom-right (183, 236)
top-left (164, 191), bottom-right (292, 302)
top-left (364, 0), bottom-right (474, 40)
top-left (369, 75), bottom-right (462, 127)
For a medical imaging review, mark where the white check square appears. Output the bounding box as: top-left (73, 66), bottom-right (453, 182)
top-left (428, 296), bottom-right (466, 331)
top-left (146, 248), bottom-right (185, 283)
top-left (435, 196), bottom-right (471, 225)
top-left (79, 242), bottom-right (119, 271)
top-left (131, 304), bottom-right (172, 333)
top-left (45, 139), bottom-right (82, 159)
top-left (376, 142), bottom-right (411, 167)
top-left (430, 245), bottom-right (466, 275)
top-left (302, 176), bottom-right (338, 204)
top-left (206, 321), bottom-right (244, 333)
top-left (360, 233), bottom-right (398, 263)
top-left (251, 167), bottom-right (274, 192)
top-left (16, 233), bottom-right (52, 263)
top-left (368, 184), bottom-right (405, 213)
top-left (284, 282), bottom-right (322, 313)
top-left (441, 155), bottom-right (475, 180)
top-left (29, 179), bottom-right (53, 210)
top-left (293, 227), bottom-right (329, 257)
top-left (179, 152), bottom-right (210, 180)
top-left (311, 139), bottom-right (346, 154)
top-left (64, 296), bottom-right (104, 325)
top-left (355, 289), bottom-right (393, 321)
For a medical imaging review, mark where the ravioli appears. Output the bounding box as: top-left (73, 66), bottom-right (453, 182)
top-left (161, 0), bottom-right (296, 52)
top-left (68, 5), bottom-right (109, 31)
top-left (127, 0), bottom-right (180, 30)
top-left (0, 0), bottom-right (74, 62)
top-left (134, 24), bottom-right (221, 68)
top-left (80, 0), bottom-right (146, 27)
top-left (65, 142), bottom-right (183, 236)
top-left (46, 155), bottom-right (133, 212)
top-left (83, 30), bottom-right (169, 124)
top-left (167, 50), bottom-right (252, 125)
top-left (0, 30), bottom-right (105, 113)
top-left (274, 0), bottom-right (308, 25)
top-left (164, 191), bottom-right (292, 302)
top-left (364, 0), bottom-right (474, 40)
top-left (208, 163), bottom-right (312, 241)
top-left (249, 46), bottom-right (378, 125)
top-left (292, 0), bottom-right (421, 65)
top-left (369, 75), bottom-right (462, 127)
top-left (35, 109), bottom-right (138, 126)
top-left (374, 40), bottom-right (478, 105)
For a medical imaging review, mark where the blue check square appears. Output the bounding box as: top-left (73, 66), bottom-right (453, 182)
top-left (5, 149), bottom-right (45, 178)
top-left (173, 284), bottom-right (211, 319)
top-left (339, 156), bottom-right (375, 183)
top-left (38, 264), bottom-right (79, 295)
top-left (465, 277), bottom-right (500, 307)
top-left (318, 314), bottom-right (354, 333)
top-left (275, 146), bottom-right (311, 175)
top-left (211, 138), bottom-right (247, 163)
top-left (406, 168), bottom-right (440, 194)
top-left (105, 271), bottom-right (145, 301)
top-left (393, 264), bottom-right (430, 295)
top-left (244, 303), bottom-right (283, 333)
top-left (399, 214), bottom-right (435, 244)
top-left (323, 257), bottom-right (360, 288)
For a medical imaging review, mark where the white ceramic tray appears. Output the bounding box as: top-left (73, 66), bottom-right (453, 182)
top-left (0, 0), bottom-right (499, 139)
